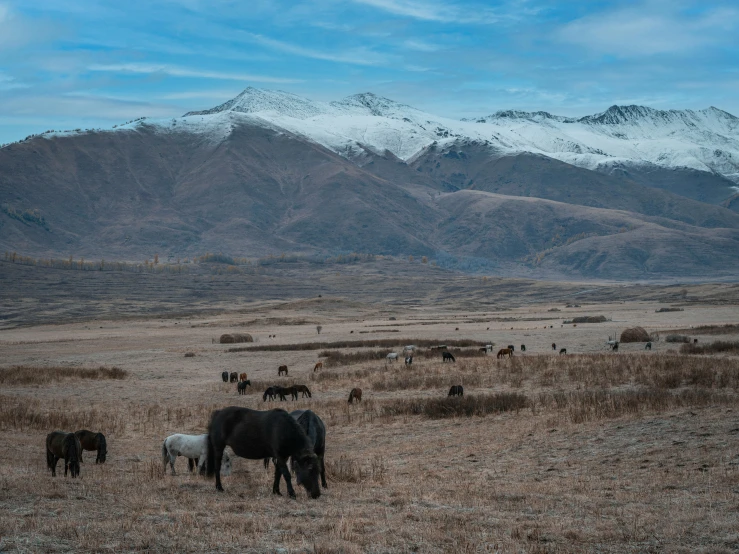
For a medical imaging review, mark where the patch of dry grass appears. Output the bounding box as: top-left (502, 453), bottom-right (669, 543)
top-left (680, 340), bottom-right (739, 355)
top-left (228, 338), bottom-right (486, 353)
top-left (0, 365), bottom-right (127, 385)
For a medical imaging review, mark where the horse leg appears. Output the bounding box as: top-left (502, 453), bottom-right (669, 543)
top-left (188, 458), bottom-right (196, 473)
top-left (320, 455), bottom-right (328, 489)
top-left (272, 462), bottom-right (283, 496)
top-left (274, 459), bottom-right (296, 499)
top-left (169, 452), bottom-right (178, 475)
top-left (213, 448), bottom-right (225, 492)
top-left (64, 457), bottom-right (69, 477)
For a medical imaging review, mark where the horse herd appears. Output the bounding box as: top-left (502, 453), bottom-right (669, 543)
top-left (45, 429), bottom-right (107, 478)
top-left (161, 407), bottom-right (330, 499)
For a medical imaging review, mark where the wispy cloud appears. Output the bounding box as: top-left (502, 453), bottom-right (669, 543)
top-left (243, 33), bottom-right (388, 66)
top-left (557, 2), bottom-right (739, 57)
top-left (351, 0), bottom-right (504, 24)
top-left (88, 63), bottom-right (302, 83)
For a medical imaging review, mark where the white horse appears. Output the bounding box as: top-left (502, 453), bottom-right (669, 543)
top-left (162, 433), bottom-right (232, 476)
top-left (386, 352), bottom-right (399, 362)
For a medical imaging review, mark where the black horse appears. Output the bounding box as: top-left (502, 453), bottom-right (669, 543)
top-left (442, 351), bottom-right (456, 362)
top-left (46, 431), bottom-right (82, 477)
top-left (238, 380), bottom-right (251, 395)
top-left (264, 409), bottom-right (328, 490)
top-left (206, 407), bottom-right (321, 498)
top-left (559, 348), bottom-right (567, 355)
top-left (221, 371), bottom-right (229, 383)
top-left (520, 345), bottom-right (526, 352)
top-left (611, 342), bottom-right (619, 352)
top-left (405, 356), bottom-right (413, 366)
top-left (448, 385), bottom-right (463, 397)
top-left (645, 342), bottom-right (652, 350)
top-left (263, 386), bottom-right (277, 401)
top-left (507, 345), bottom-right (515, 352)
top-left (74, 430), bottom-right (107, 464)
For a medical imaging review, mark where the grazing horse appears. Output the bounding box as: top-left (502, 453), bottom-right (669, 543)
top-left (46, 431), bottom-right (81, 478)
top-left (611, 342), bottom-right (619, 352)
top-left (229, 372), bottom-right (238, 383)
top-left (559, 348), bottom-right (567, 355)
top-left (497, 348), bottom-right (513, 359)
top-left (264, 409), bottom-right (328, 490)
top-left (221, 371), bottom-right (229, 383)
top-left (552, 343), bottom-right (557, 351)
top-left (294, 385), bottom-right (312, 398)
top-left (507, 345), bottom-right (515, 352)
top-left (263, 386), bottom-right (279, 402)
top-left (278, 365), bottom-right (288, 376)
top-left (645, 342), bottom-right (652, 350)
top-left (163, 433), bottom-right (232, 476)
top-left (238, 380), bottom-right (251, 394)
top-left (207, 407), bottom-right (321, 498)
top-left (405, 356), bottom-right (413, 366)
top-left (239, 372), bottom-right (247, 382)
top-left (386, 353), bottom-right (398, 362)
top-left (442, 351), bottom-right (456, 362)
top-left (448, 385), bottom-right (464, 397)
top-left (348, 388), bottom-right (362, 404)
top-left (74, 430), bottom-right (107, 464)
top-left (313, 362), bottom-right (323, 372)
top-left (520, 345), bottom-right (526, 352)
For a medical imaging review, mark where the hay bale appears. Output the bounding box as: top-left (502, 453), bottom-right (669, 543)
top-left (620, 327), bottom-right (650, 343)
top-left (219, 333), bottom-right (254, 344)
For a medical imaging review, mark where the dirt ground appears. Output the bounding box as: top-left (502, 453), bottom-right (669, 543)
top-left (1, 297), bottom-right (738, 553)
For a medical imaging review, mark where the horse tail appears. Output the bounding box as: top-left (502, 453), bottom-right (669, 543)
top-left (162, 439), bottom-right (169, 465)
top-left (348, 389), bottom-right (354, 403)
top-left (205, 433), bottom-right (216, 478)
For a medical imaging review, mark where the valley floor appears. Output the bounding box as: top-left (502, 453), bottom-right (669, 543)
top-left (1, 285), bottom-right (738, 552)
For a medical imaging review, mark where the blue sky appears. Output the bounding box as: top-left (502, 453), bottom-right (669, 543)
top-left (1, 0), bottom-right (738, 144)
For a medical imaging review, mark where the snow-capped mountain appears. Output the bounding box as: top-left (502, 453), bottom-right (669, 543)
top-left (174, 88), bottom-right (739, 185)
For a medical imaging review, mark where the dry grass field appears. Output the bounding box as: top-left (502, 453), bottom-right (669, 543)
top-left (1, 297), bottom-right (738, 553)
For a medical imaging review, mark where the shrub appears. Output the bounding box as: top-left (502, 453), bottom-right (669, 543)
top-left (680, 341), bottom-right (739, 355)
top-left (382, 393), bottom-right (529, 419)
top-left (666, 334), bottom-right (690, 343)
top-left (0, 365), bottom-right (127, 385)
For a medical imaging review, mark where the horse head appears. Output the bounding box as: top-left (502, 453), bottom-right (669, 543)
top-left (293, 450), bottom-right (321, 499)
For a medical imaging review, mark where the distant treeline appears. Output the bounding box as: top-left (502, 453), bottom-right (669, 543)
top-left (3, 252), bottom-right (188, 274)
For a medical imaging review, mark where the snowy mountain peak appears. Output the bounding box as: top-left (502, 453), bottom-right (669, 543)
top-left (184, 87), bottom-right (328, 119)
top-left (175, 88), bottom-right (739, 185)
top-left (332, 92), bottom-right (420, 118)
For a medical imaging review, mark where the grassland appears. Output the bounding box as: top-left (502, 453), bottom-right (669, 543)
top-left (0, 299), bottom-right (738, 553)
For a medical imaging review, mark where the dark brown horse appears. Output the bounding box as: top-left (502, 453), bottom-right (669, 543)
top-left (46, 431), bottom-right (82, 477)
top-left (74, 430), bottom-right (107, 463)
top-left (294, 385), bottom-right (312, 398)
top-left (264, 409), bottom-right (328, 490)
top-left (229, 372), bottom-right (238, 383)
top-left (448, 385), bottom-right (464, 397)
top-left (497, 348), bottom-right (513, 359)
top-left (278, 365), bottom-right (288, 376)
top-left (348, 388), bottom-right (362, 403)
top-left (206, 407), bottom-right (321, 498)
top-left (551, 343), bottom-right (556, 351)
top-left (313, 362), bottom-right (323, 372)
top-left (221, 371), bottom-right (228, 383)
top-left (442, 351), bottom-right (456, 362)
